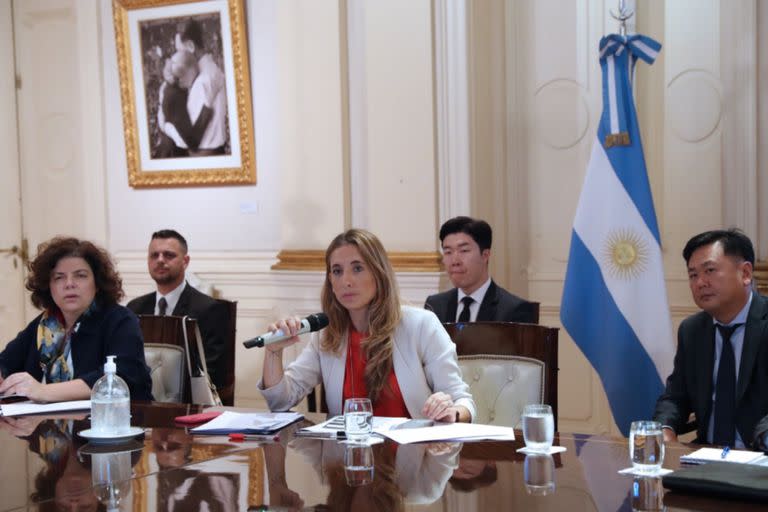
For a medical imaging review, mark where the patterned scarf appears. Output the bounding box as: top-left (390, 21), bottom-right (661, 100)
top-left (36, 302), bottom-right (95, 383)
top-left (37, 420), bottom-right (73, 465)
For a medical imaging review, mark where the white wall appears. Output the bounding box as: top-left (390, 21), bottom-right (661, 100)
top-left (98, 0), bottom-right (443, 409)
top-left (101, 0), bottom-right (282, 253)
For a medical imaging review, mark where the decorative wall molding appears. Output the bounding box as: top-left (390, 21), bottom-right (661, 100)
top-left (346, 0), bottom-right (369, 228)
top-left (434, 0), bottom-right (471, 221)
top-left (116, 250), bottom-right (279, 272)
top-left (720, 1), bottom-right (758, 238)
top-left (759, 2), bottom-right (768, 261)
top-left (272, 249), bottom-right (442, 272)
top-left (271, 250), bottom-right (326, 271)
top-left (116, 249), bottom-right (444, 309)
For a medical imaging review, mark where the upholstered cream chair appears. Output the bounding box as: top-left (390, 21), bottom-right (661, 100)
top-left (138, 303), bottom-right (237, 406)
top-left (139, 315), bottom-right (202, 404)
top-left (444, 322), bottom-right (559, 430)
top-left (144, 343), bottom-right (186, 403)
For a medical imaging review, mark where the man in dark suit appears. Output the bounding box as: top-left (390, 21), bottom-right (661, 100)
top-left (424, 216), bottom-right (537, 323)
top-left (126, 230), bottom-right (227, 392)
top-left (754, 412), bottom-right (768, 451)
top-left (654, 229), bottom-right (768, 449)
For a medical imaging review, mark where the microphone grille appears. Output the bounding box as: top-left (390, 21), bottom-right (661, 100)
top-left (307, 312), bottom-right (329, 331)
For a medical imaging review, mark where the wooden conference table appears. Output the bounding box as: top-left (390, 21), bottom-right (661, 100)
top-left (0, 401), bottom-right (763, 511)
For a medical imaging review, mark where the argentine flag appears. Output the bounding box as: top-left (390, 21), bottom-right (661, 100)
top-left (560, 34), bottom-right (674, 436)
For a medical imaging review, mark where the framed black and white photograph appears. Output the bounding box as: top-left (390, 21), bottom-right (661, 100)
top-left (114, 0), bottom-right (255, 187)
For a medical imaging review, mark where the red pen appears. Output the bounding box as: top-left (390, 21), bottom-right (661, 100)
top-left (228, 433), bottom-right (279, 442)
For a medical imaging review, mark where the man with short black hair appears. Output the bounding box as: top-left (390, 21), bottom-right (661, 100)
top-left (127, 229), bottom-right (227, 392)
top-left (654, 228), bottom-right (768, 449)
top-left (424, 216), bottom-right (537, 323)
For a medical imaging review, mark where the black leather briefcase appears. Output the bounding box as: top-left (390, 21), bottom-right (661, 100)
top-left (662, 461), bottom-right (768, 502)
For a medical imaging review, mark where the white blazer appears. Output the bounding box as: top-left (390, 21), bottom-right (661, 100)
top-left (291, 437), bottom-right (461, 504)
top-left (259, 306), bottom-right (476, 420)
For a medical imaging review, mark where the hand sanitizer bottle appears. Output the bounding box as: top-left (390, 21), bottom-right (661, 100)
top-left (90, 355), bottom-right (130, 435)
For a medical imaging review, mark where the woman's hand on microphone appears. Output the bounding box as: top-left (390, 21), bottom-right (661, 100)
top-left (264, 316), bottom-right (304, 353)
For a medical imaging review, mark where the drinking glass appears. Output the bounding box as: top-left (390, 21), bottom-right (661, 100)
top-left (91, 450), bottom-right (133, 509)
top-left (344, 444), bottom-right (374, 486)
top-left (631, 476), bottom-right (664, 511)
top-left (344, 398), bottom-right (373, 443)
top-left (629, 421), bottom-right (664, 474)
top-left (524, 453), bottom-right (555, 496)
top-left (522, 404), bottom-right (554, 452)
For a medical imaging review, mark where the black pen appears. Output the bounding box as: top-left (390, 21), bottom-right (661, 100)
top-left (294, 430), bottom-right (346, 440)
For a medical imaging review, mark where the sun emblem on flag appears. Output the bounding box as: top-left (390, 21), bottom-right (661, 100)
top-left (603, 229), bottom-right (648, 280)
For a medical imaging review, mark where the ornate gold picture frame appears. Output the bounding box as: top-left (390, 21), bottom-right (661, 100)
top-left (114, 0), bottom-right (255, 187)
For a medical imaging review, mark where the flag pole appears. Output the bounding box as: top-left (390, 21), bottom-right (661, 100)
top-left (610, 0), bottom-right (634, 37)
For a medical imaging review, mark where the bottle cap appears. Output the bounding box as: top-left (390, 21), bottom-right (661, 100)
top-left (104, 355), bottom-right (117, 374)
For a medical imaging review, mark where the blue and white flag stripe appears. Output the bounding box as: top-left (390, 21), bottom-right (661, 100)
top-left (600, 35), bottom-right (661, 139)
top-left (572, 140), bottom-right (674, 382)
top-left (561, 34), bottom-right (673, 436)
top-left (605, 56), bottom-right (626, 135)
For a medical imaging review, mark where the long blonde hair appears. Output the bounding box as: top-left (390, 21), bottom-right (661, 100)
top-left (320, 229), bottom-right (402, 403)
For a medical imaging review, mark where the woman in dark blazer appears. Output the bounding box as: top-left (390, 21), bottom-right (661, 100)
top-left (0, 237), bottom-right (152, 401)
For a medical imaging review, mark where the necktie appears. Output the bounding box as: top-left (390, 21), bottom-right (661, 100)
top-left (713, 323), bottom-right (742, 446)
top-left (158, 297), bottom-right (168, 316)
top-left (458, 296), bottom-right (474, 323)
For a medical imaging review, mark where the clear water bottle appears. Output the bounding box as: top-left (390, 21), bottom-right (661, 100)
top-left (90, 355), bottom-right (131, 435)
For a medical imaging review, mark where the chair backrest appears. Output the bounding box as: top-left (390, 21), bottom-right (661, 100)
top-left (528, 302), bottom-right (541, 324)
top-left (139, 315), bottom-right (203, 404)
top-left (144, 343), bottom-right (186, 403)
top-left (214, 298), bottom-right (237, 406)
top-left (443, 322), bottom-right (559, 430)
top-left (306, 384), bottom-right (329, 414)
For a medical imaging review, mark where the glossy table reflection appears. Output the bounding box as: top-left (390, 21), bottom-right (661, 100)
top-left (0, 401), bottom-right (764, 511)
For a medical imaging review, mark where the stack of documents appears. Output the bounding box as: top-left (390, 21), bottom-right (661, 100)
top-left (190, 411), bottom-right (303, 435)
top-left (680, 447), bottom-right (768, 465)
top-left (296, 415), bottom-right (516, 444)
top-left (296, 415), bottom-right (410, 439)
top-left (0, 400), bottom-right (91, 417)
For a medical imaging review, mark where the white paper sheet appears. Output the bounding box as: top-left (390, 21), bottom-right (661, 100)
top-left (380, 422), bottom-right (516, 444)
top-left (680, 447), bottom-right (767, 465)
top-left (190, 411), bottom-right (303, 435)
top-left (0, 400), bottom-right (91, 416)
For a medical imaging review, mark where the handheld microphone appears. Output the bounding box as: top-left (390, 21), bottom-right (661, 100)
top-left (242, 313), bottom-right (329, 349)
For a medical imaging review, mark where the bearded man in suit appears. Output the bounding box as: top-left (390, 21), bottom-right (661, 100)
top-left (654, 229), bottom-right (768, 449)
top-left (424, 216), bottom-right (537, 324)
top-left (127, 230), bottom-right (227, 392)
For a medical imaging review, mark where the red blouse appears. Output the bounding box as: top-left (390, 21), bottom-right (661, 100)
top-left (342, 328), bottom-right (411, 418)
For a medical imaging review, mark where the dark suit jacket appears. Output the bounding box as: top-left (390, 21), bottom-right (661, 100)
top-left (653, 293), bottom-right (768, 448)
top-left (424, 280), bottom-right (538, 324)
top-left (0, 303), bottom-right (153, 400)
top-left (126, 283), bottom-right (228, 390)
top-left (754, 413), bottom-right (768, 450)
